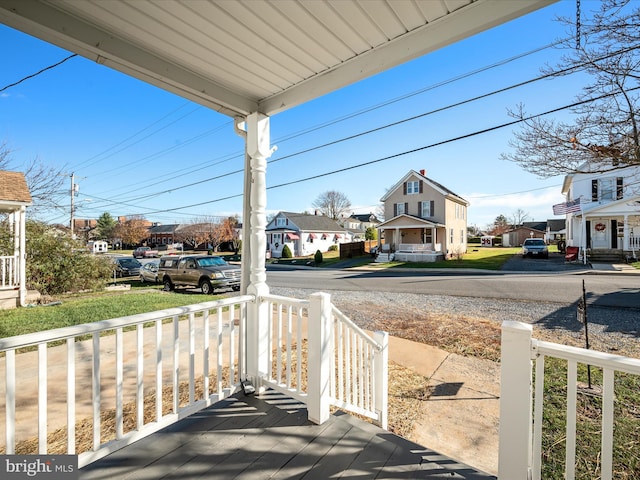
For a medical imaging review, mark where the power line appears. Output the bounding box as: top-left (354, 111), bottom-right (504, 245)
top-left (85, 40), bottom-right (564, 200)
top-left (0, 53), bottom-right (78, 93)
top-left (125, 85), bottom-right (640, 217)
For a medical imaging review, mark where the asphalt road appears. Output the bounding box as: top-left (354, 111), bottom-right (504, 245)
top-left (265, 256), bottom-right (640, 309)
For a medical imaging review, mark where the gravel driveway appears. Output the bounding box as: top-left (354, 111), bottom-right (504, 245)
top-left (270, 286), bottom-right (640, 359)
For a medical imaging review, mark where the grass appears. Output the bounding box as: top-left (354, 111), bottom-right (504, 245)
top-left (268, 246), bottom-right (522, 270)
top-left (375, 246), bottom-right (520, 270)
top-left (539, 359), bottom-right (640, 479)
top-left (0, 290), bottom-right (220, 339)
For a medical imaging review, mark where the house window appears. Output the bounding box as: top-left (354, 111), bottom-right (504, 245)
top-left (406, 181), bottom-right (420, 194)
top-left (276, 217), bottom-right (286, 227)
top-left (420, 201), bottom-right (432, 218)
top-left (450, 228), bottom-right (454, 244)
top-left (424, 229), bottom-right (432, 244)
top-left (600, 178), bottom-right (615, 201)
top-left (460, 229), bottom-right (465, 243)
top-left (395, 203), bottom-right (406, 215)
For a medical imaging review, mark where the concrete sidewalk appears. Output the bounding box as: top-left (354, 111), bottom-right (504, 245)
top-left (387, 336), bottom-right (500, 476)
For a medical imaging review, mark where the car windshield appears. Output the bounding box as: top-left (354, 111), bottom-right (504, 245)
top-left (525, 239), bottom-right (545, 246)
top-left (119, 259), bottom-right (141, 266)
top-left (196, 257), bottom-right (228, 267)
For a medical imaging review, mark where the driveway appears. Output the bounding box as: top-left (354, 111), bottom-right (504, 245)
top-left (500, 252), bottom-right (590, 272)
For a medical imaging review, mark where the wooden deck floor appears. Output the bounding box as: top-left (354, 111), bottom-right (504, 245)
top-left (80, 390), bottom-right (496, 479)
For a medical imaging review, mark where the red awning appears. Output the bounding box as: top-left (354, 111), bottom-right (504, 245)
top-left (308, 233), bottom-right (317, 239)
top-left (334, 234), bottom-right (342, 239)
top-left (286, 233), bottom-right (300, 240)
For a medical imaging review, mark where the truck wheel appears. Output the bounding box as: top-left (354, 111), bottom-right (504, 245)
top-left (200, 279), bottom-right (213, 295)
top-left (163, 279), bottom-right (174, 292)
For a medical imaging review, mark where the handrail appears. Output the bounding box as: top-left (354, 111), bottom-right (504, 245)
top-left (331, 305), bottom-right (383, 351)
top-left (0, 295), bottom-right (253, 467)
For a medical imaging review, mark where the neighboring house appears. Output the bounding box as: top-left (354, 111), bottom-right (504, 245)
top-left (266, 212), bottom-right (350, 258)
top-left (545, 218), bottom-right (566, 243)
top-left (148, 223), bottom-right (182, 246)
top-left (340, 213), bottom-right (381, 240)
top-left (561, 162), bottom-right (640, 260)
top-left (377, 169), bottom-right (469, 260)
top-left (503, 220), bottom-right (566, 247)
top-left (502, 225), bottom-right (546, 247)
top-left (0, 171), bottom-right (32, 308)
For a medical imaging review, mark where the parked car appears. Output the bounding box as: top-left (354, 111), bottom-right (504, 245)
top-left (159, 254), bottom-right (241, 294)
top-left (139, 259), bottom-right (160, 284)
top-left (133, 246), bottom-right (158, 258)
top-left (114, 257), bottom-right (143, 277)
top-left (521, 238), bottom-right (549, 259)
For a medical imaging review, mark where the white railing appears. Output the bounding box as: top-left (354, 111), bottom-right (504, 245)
top-left (629, 235), bottom-right (640, 251)
top-left (260, 292), bottom-right (388, 428)
top-left (0, 295), bottom-right (252, 467)
top-left (0, 255), bottom-right (17, 288)
top-left (498, 321), bottom-right (640, 480)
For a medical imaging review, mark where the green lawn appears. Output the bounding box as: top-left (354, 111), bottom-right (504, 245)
top-left (0, 291), bottom-right (222, 339)
top-left (377, 247), bottom-right (521, 270)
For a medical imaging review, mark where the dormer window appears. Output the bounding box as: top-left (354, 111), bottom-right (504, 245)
top-left (276, 217), bottom-right (287, 227)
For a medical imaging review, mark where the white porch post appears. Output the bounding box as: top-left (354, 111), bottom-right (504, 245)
top-left (374, 330), bottom-right (389, 430)
top-left (623, 214), bottom-right (629, 251)
top-left (241, 112), bottom-right (275, 388)
top-left (308, 292), bottom-right (332, 424)
top-left (498, 321), bottom-right (533, 480)
top-left (18, 206), bottom-right (26, 307)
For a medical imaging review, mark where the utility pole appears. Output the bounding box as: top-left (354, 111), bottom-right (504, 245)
top-left (70, 173), bottom-right (78, 238)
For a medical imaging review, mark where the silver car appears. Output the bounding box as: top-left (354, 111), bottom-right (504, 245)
top-left (139, 260), bottom-right (160, 284)
top-left (521, 238), bottom-right (549, 259)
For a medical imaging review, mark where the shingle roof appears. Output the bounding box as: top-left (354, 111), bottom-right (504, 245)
top-left (268, 212), bottom-right (346, 232)
top-left (0, 171), bottom-right (32, 204)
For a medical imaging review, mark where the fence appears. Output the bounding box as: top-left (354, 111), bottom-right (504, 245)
top-left (498, 321), bottom-right (640, 480)
top-left (0, 255), bottom-right (17, 288)
top-left (0, 296), bottom-right (252, 467)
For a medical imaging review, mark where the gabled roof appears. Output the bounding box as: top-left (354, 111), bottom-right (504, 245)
top-left (522, 221), bottom-right (547, 231)
top-left (148, 224), bottom-right (181, 234)
top-left (0, 1), bottom-right (553, 118)
top-left (349, 213), bottom-right (381, 224)
top-left (546, 219), bottom-right (566, 231)
top-left (267, 212), bottom-right (346, 233)
top-left (380, 170), bottom-right (469, 205)
top-left (0, 170), bottom-right (32, 207)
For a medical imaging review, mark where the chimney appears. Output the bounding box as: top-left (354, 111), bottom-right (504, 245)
top-left (420, 169), bottom-right (426, 176)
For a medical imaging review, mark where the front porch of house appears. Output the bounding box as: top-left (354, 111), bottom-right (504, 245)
top-left (376, 216), bottom-right (446, 263)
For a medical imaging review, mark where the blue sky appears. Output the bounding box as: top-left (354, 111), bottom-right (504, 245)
top-left (0, 1), bottom-right (591, 230)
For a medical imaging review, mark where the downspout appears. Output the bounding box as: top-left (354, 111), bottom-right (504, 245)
top-left (18, 206), bottom-right (27, 307)
top-left (234, 117), bottom-right (250, 295)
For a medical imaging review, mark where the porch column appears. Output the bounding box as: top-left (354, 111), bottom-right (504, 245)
top-left (623, 214), bottom-right (629, 251)
top-left (241, 112), bottom-right (275, 388)
top-left (18, 206), bottom-right (26, 307)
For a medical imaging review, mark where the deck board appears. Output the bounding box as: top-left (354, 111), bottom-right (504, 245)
top-left (80, 390), bottom-right (496, 480)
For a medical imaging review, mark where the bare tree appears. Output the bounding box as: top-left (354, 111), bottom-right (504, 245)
top-left (510, 208), bottom-right (530, 227)
top-left (312, 190), bottom-right (351, 220)
top-left (502, 0), bottom-right (640, 177)
top-left (0, 142), bottom-right (66, 217)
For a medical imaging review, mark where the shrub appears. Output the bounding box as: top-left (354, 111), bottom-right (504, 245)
top-left (23, 220), bottom-right (113, 295)
top-left (281, 244), bottom-right (292, 258)
top-left (314, 249), bottom-right (323, 264)
top-left (328, 244), bottom-right (338, 252)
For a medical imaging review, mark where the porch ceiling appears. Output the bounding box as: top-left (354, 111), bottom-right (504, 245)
top-left (0, 0), bottom-right (554, 118)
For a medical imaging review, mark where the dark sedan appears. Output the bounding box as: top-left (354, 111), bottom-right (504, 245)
top-left (114, 257), bottom-right (143, 277)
